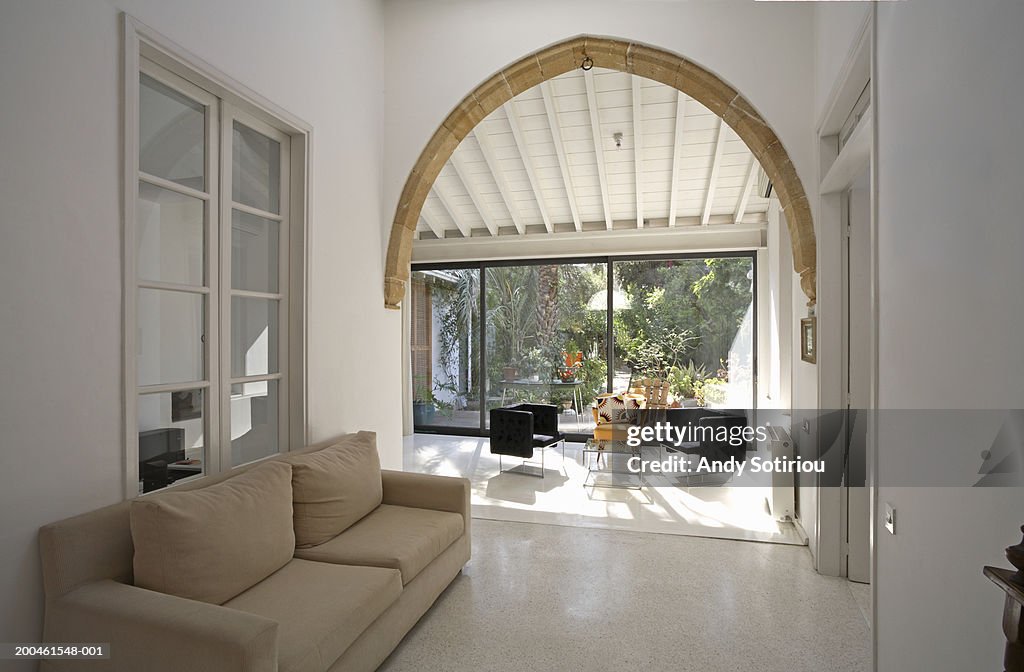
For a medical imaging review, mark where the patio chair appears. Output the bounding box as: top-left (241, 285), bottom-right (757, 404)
top-left (489, 403), bottom-right (566, 478)
top-left (637, 377), bottom-right (670, 428)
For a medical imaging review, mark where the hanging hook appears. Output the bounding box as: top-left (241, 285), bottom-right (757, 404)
top-left (581, 55), bottom-right (594, 71)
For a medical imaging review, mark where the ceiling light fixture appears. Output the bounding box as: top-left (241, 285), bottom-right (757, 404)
top-left (613, 132), bottom-right (623, 149)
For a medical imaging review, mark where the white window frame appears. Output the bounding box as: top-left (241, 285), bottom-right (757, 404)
top-left (123, 14), bottom-right (310, 499)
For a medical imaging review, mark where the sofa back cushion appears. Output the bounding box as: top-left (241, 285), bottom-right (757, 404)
top-left (289, 430), bottom-right (382, 548)
top-left (130, 460), bottom-right (295, 604)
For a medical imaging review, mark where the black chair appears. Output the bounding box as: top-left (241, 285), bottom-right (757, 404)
top-left (697, 412), bottom-right (750, 462)
top-left (489, 403), bottom-right (566, 478)
top-left (663, 408), bottom-right (751, 461)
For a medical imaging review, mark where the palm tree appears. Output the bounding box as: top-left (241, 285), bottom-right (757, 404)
top-left (536, 264), bottom-right (559, 353)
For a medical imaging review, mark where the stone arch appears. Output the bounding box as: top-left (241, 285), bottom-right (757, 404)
top-left (384, 36), bottom-right (816, 309)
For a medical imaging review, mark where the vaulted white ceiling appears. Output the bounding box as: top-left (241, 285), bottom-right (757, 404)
top-left (415, 67), bottom-right (771, 242)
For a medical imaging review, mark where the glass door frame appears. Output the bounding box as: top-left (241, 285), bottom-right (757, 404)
top-left (411, 250), bottom-right (757, 442)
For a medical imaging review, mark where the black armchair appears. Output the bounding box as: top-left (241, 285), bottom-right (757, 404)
top-left (489, 403), bottom-right (566, 477)
top-left (698, 412), bottom-right (750, 462)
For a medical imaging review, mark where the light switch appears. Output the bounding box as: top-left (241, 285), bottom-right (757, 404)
top-left (884, 503), bottom-right (896, 535)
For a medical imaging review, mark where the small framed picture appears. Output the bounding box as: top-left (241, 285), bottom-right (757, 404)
top-left (171, 389), bottom-right (202, 422)
top-left (800, 317), bottom-right (817, 364)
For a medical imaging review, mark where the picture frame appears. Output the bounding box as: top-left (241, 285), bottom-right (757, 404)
top-left (800, 317), bottom-right (817, 364)
top-left (171, 389), bottom-right (202, 422)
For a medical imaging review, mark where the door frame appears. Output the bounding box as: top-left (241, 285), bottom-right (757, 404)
top-left (841, 181), bottom-right (872, 585)
top-left (812, 9), bottom-right (878, 624)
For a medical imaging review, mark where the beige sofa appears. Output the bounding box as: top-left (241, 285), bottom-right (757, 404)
top-left (38, 431), bottom-right (471, 672)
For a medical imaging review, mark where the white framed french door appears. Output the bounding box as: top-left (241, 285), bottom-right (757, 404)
top-left (126, 47), bottom-right (298, 496)
top-left (131, 59), bottom-right (223, 490)
top-left (218, 104), bottom-right (291, 469)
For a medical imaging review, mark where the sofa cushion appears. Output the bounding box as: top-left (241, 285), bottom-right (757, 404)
top-left (224, 558), bottom-right (401, 672)
top-left (294, 504), bottom-right (463, 585)
top-left (130, 460), bottom-right (295, 605)
top-left (287, 430), bottom-right (383, 548)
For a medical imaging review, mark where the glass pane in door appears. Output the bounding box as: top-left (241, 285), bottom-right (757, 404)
top-left (613, 257), bottom-right (754, 409)
top-left (137, 388), bottom-right (205, 493)
top-left (485, 263), bottom-right (607, 434)
top-left (410, 269), bottom-right (481, 431)
top-left (232, 122), bottom-right (280, 214)
top-left (230, 380), bottom-right (278, 466)
top-left (139, 74), bottom-right (205, 190)
top-left (230, 297), bottom-right (279, 377)
top-left (136, 182), bottom-right (205, 286)
top-left (137, 289), bottom-right (205, 386)
top-left (231, 210), bottom-right (279, 293)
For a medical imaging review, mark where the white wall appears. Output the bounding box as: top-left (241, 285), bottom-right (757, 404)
top-left (790, 259), bottom-right (820, 560)
top-left (874, 1), bottom-right (1024, 669)
top-left (761, 199), bottom-right (791, 410)
top-left (812, 2), bottom-right (871, 125)
top-left (381, 0), bottom-right (816, 254)
top-left (0, 0), bottom-right (396, 666)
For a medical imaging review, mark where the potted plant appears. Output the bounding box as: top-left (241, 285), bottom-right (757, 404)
top-left (550, 389), bottom-right (574, 413)
top-left (668, 360), bottom-right (706, 407)
top-left (412, 384), bottom-right (438, 425)
top-left (698, 366), bottom-right (729, 408)
top-left (557, 348), bottom-right (583, 382)
top-left (520, 347), bottom-right (547, 382)
top-left (502, 365), bottom-right (519, 382)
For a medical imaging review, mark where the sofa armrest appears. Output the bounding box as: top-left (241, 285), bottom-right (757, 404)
top-left (381, 470), bottom-right (471, 529)
top-left (42, 580), bottom-right (277, 672)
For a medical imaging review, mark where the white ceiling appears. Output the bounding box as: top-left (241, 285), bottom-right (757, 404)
top-left (415, 67), bottom-right (771, 241)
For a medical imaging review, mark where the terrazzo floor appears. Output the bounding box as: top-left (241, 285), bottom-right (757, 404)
top-left (379, 519), bottom-right (871, 672)
top-left (405, 433), bottom-right (805, 545)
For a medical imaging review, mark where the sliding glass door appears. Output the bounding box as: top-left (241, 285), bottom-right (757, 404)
top-left (410, 268), bottom-right (480, 431)
top-left (613, 256), bottom-right (754, 409)
top-left (412, 253), bottom-right (755, 436)
top-left (484, 263), bottom-right (607, 434)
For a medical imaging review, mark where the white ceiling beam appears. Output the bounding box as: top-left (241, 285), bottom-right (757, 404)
top-left (631, 76), bottom-right (645, 229)
top-left (501, 100), bottom-right (552, 233)
top-left (503, 100), bottom-right (554, 234)
top-left (449, 151), bottom-right (498, 237)
top-left (419, 208), bottom-right (444, 239)
top-left (583, 68), bottom-right (613, 230)
top-left (667, 91), bottom-right (688, 227)
top-left (734, 157), bottom-right (759, 225)
top-left (701, 117), bottom-right (728, 226)
top-left (473, 129), bottom-right (526, 235)
top-left (431, 185), bottom-right (471, 238)
top-left (412, 222), bottom-right (767, 264)
top-left (539, 81), bottom-right (582, 232)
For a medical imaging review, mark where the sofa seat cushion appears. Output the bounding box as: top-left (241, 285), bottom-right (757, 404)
top-left (223, 558), bottom-right (401, 672)
top-left (294, 504), bottom-right (464, 585)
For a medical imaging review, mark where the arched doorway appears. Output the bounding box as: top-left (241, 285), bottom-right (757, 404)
top-left (384, 36), bottom-right (816, 309)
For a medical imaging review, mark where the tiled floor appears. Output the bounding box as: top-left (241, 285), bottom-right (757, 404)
top-left (405, 433), bottom-right (805, 545)
top-left (848, 581), bottom-right (872, 629)
top-left (379, 519), bottom-right (871, 672)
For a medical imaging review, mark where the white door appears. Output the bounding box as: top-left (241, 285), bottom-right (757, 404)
top-left (845, 174), bottom-right (871, 584)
